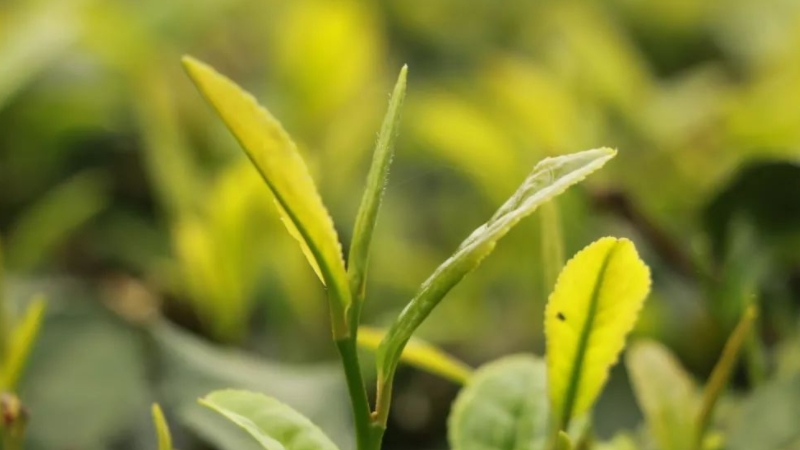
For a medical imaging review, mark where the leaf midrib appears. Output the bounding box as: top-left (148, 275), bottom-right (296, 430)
top-left (558, 241), bottom-right (621, 430)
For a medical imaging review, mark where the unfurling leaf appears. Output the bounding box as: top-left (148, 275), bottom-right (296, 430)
top-left (545, 237), bottom-right (650, 431)
top-left (358, 327), bottom-right (472, 385)
top-left (448, 355), bottom-right (549, 450)
top-left (182, 57), bottom-right (351, 337)
top-left (378, 148), bottom-right (616, 392)
top-left (627, 340), bottom-right (698, 450)
top-left (348, 65), bottom-right (407, 306)
top-left (151, 404), bottom-right (173, 450)
top-left (201, 390), bottom-right (340, 450)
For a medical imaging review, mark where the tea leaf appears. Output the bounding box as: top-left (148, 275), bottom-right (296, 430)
top-left (151, 404), bottom-right (173, 450)
top-left (448, 355), bottom-right (549, 450)
top-left (378, 148), bottom-right (616, 389)
top-left (358, 327), bottom-right (472, 385)
top-left (201, 390), bottom-right (340, 450)
top-left (348, 65), bottom-right (407, 304)
top-left (545, 237), bottom-right (650, 431)
top-left (695, 305), bottom-right (757, 447)
top-left (627, 340), bottom-right (698, 450)
top-left (2, 296), bottom-right (46, 390)
top-left (182, 57), bottom-right (351, 336)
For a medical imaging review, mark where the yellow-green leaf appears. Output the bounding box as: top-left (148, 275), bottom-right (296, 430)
top-left (358, 327), bottom-right (472, 385)
top-left (2, 297), bottom-right (46, 390)
top-left (545, 237), bottom-right (651, 431)
top-left (627, 340), bottom-right (698, 450)
top-left (275, 201), bottom-right (324, 285)
top-left (182, 56), bottom-right (350, 337)
top-left (151, 403), bottom-right (173, 450)
top-left (557, 431), bottom-right (574, 450)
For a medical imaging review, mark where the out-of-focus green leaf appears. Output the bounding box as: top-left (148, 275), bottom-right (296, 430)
top-left (727, 374), bottom-right (800, 450)
top-left (1, 297), bottom-right (46, 391)
top-left (626, 340), bottom-right (698, 450)
top-left (358, 327), bottom-right (472, 385)
top-left (151, 404), bottom-right (173, 450)
top-left (201, 390), bottom-right (340, 450)
top-left (545, 237), bottom-right (651, 431)
top-left (153, 321), bottom-right (353, 450)
top-left (378, 148), bottom-right (616, 395)
top-left (696, 306), bottom-right (758, 447)
top-left (448, 355), bottom-right (549, 450)
top-left (182, 56), bottom-right (351, 337)
top-left (348, 65), bottom-right (407, 304)
top-left (21, 297), bottom-right (148, 450)
top-left (4, 170), bottom-right (109, 271)
top-left (0, 1), bottom-right (80, 110)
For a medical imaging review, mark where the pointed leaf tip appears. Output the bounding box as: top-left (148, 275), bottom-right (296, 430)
top-left (182, 56), bottom-right (351, 337)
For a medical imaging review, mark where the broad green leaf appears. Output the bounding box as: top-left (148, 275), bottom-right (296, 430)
top-left (151, 404), bottom-right (173, 450)
top-left (358, 327), bottom-right (472, 384)
top-left (545, 237), bottom-right (651, 431)
top-left (2, 297), bottom-right (46, 390)
top-left (201, 390), bottom-right (340, 450)
top-left (626, 340), bottom-right (698, 450)
top-left (695, 305), bottom-right (757, 447)
top-left (182, 56), bottom-right (351, 337)
top-left (448, 355), bottom-right (549, 450)
top-left (348, 65), bottom-right (407, 303)
top-left (378, 148), bottom-right (616, 386)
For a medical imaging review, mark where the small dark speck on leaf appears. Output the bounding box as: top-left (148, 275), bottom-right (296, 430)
top-left (557, 312), bottom-right (566, 321)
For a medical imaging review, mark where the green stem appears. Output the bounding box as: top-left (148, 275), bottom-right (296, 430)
top-left (336, 337), bottom-right (375, 450)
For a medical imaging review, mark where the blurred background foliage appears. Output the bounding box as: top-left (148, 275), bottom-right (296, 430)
top-left (0, 0), bottom-right (799, 448)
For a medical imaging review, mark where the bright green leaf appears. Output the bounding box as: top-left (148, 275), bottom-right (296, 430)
top-left (378, 148), bottom-right (616, 389)
top-left (358, 326), bottom-right (472, 385)
top-left (545, 237), bottom-right (651, 431)
top-left (626, 340), bottom-right (698, 450)
top-left (151, 403), bottom-right (173, 450)
top-left (182, 56), bottom-right (351, 337)
top-left (448, 355), bottom-right (549, 450)
top-left (695, 305), bottom-right (758, 447)
top-left (2, 297), bottom-right (46, 390)
top-left (200, 390), bottom-right (340, 450)
top-left (348, 65), bottom-right (407, 303)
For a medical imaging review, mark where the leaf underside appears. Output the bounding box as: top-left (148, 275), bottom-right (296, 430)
top-left (378, 148), bottom-right (617, 382)
top-left (201, 390), bottom-right (340, 450)
top-left (545, 237), bottom-right (651, 429)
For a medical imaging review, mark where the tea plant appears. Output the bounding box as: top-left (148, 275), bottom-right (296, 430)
top-left (176, 54), bottom-right (661, 450)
